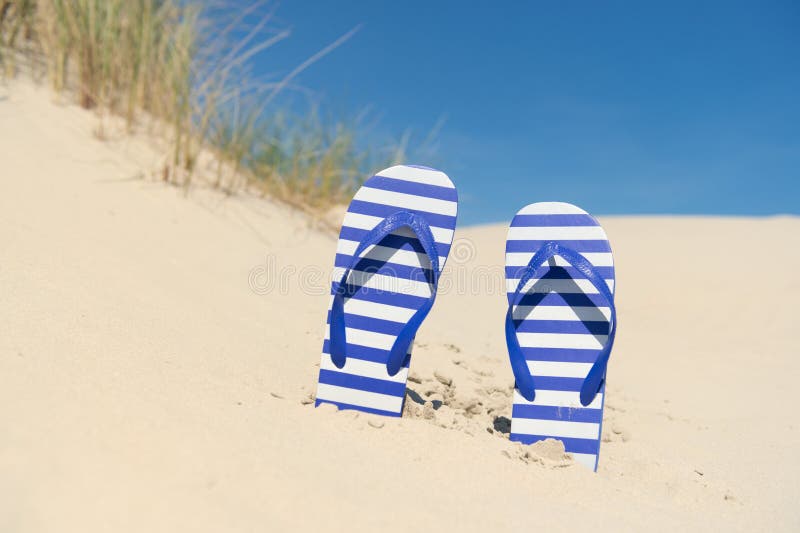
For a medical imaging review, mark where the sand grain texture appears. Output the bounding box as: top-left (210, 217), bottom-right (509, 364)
top-left (1, 81), bottom-right (798, 532)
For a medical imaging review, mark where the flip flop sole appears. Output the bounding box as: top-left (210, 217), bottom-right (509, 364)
top-left (505, 202), bottom-right (615, 470)
top-left (316, 165), bottom-right (458, 416)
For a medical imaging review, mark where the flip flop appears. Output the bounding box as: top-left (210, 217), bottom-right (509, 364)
top-left (315, 165), bottom-right (458, 416)
top-left (504, 202), bottom-right (617, 470)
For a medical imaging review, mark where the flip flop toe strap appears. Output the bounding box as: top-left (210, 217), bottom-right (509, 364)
top-left (506, 241), bottom-right (616, 406)
top-left (330, 211), bottom-right (440, 376)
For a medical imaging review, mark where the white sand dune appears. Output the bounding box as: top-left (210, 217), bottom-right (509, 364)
top-left (1, 80), bottom-right (798, 532)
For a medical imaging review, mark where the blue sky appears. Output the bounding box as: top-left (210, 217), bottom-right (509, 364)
top-left (254, 1), bottom-right (798, 225)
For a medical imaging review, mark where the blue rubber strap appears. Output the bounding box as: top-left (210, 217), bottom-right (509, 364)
top-left (330, 211), bottom-right (440, 376)
top-left (506, 241), bottom-right (616, 406)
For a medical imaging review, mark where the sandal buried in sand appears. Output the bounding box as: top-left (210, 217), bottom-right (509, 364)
top-left (315, 165), bottom-right (458, 416)
top-left (504, 202), bottom-right (617, 470)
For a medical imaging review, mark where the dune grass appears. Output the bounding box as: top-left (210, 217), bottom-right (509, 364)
top-left (0, 0), bottom-right (414, 211)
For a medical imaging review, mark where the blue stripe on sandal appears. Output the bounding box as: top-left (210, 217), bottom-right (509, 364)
top-left (316, 165), bottom-right (458, 417)
top-left (505, 202), bottom-right (616, 471)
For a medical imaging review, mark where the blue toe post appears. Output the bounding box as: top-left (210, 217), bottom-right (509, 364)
top-left (505, 241), bottom-right (617, 406)
top-left (329, 211), bottom-right (440, 376)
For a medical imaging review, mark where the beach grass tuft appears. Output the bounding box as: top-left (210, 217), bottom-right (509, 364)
top-left (1, 1), bottom-right (418, 211)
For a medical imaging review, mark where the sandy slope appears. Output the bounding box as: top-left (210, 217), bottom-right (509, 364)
top-left (1, 80), bottom-right (798, 532)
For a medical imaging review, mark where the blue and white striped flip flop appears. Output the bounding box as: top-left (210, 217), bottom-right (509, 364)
top-left (504, 202), bottom-right (617, 470)
top-left (315, 165), bottom-right (458, 417)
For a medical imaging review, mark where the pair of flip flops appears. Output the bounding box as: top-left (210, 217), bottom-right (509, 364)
top-left (315, 165), bottom-right (616, 471)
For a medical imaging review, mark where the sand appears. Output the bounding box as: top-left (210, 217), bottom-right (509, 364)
top-left (1, 80), bottom-right (798, 532)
